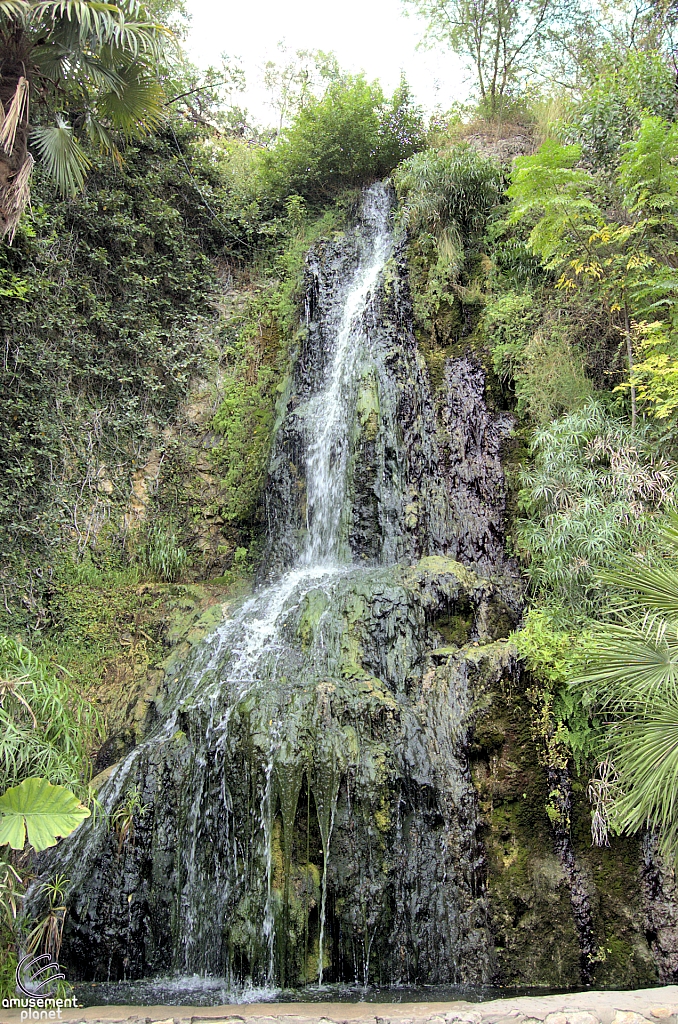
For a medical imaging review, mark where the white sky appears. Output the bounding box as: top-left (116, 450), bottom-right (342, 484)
top-left (183, 0), bottom-right (470, 127)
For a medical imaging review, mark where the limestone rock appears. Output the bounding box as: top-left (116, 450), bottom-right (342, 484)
top-left (565, 1012), bottom-right (601, 1024)
top-left (610, 1013), bottom-right (650, 1024)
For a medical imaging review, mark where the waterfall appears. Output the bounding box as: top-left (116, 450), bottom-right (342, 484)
top-left (300, 184), bottom-right (392, 567)
top-left (37, 182), bottom-right (519, 994)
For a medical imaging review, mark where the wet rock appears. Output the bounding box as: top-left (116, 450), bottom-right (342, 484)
top-left (641, 834), bottom-right (678, 982)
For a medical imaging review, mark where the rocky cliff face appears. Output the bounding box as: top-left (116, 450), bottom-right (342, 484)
top-left (33, 184), bottom-right (676, 995)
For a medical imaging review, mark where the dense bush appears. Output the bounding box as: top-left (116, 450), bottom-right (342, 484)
top-left (395, 145), bottom-right (503, 342)
top-left (566, 50), bottom-right (677, 168)
top-left (394, 144), bottom-right (503, 246)
top-left (483, 291), bottom-right (593, 423)
top-left (0, 636), bottom-right (100, 797)
top-left (0, 123), bottom-right (227, 565)
top-left (262, 75), bottom-right (425, 204)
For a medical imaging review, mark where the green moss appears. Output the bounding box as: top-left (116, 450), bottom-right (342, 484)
top-left (297, 589), bottom-right (331, 649)
top-left (356, 372), bottom-right (381, 441)
top-left (472, 665), bottom-right (659, 989)
top-left (433, 609), bottom-right (473, 647)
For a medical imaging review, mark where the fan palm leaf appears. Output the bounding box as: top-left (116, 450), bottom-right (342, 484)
top-left (580, 511), bottom-right (678, 858)
top-left (583, 621), bottom-right (678, 705)
top-left (30, 118), bottom-right (90, 194)
top-left (97, 65), bottom-right (164, 135)
top-left (608, 702), bottom-right (678, 858)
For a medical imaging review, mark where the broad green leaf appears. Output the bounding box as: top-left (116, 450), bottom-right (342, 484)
top-left (0, 777), bottom-right (90, 852)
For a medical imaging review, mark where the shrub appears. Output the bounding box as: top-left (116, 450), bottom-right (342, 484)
top-left (394, 144), bottom-right (503, 248)
top-left (565, 50), bottom-right (677, 168)
top-left (484, 292), bottom-right (592, 424)
top-left (0, 636), bottom-right (100, 797)
top-left (137, 522), bottom-right (188, 582)
top-left (263, 75), bottom-right (425, 204)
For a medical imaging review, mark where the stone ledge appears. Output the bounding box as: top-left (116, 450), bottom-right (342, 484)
top-left (5, 991), bottom-right (678, 1024)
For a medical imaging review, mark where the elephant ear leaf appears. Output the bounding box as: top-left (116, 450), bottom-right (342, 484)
top-left (0, 777), bottom-right (90, 852)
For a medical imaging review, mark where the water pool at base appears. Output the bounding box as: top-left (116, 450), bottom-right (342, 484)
top-left (71, 978), bottom-right (606, 1008)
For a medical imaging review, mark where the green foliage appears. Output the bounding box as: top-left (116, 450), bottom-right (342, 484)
top-left (263, 44), bottom-right (340, 136)
top-left (395, 144), bottom-right (503, 245)
top-left (212, 373), bottom-right (276, 526)
top-left (577, 518), bottom-right (678, 860)
top-left (483, 291), bottom-right (592, 423)
top-left (517, 401), bottom-right (678, 620)
top-left (0, 633), bottom-right (96, 995)
top-left (111, 783), bottom-right (145, 854)
top-left (510, 116), bottom-right (678, 308)
top-left (566, 50), bottom-right (677, 168)
top-left (45, 549), bottom-right (140, 655)
top-left (514, 608), bottom-right (598, 765)
top-left (262, 75), bottom-right (425, 204)
top-left (0, 777), bottom-right (90, 852)
top-left (395, 145), bottom-right (502, 341)
top-left (509, 117), bottom-right (678, 423)
top-left (0, 0), bottom-right (171, 238)
top-left (207, 137), bottom-right (268, 242)
top-left (0, 635), bottom-right (101, 797)
top-left (137, 521), bottom-right (188, 582)
top-left (0, 124), bottom-right (228, 629)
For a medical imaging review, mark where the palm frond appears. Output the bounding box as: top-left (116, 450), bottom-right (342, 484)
top-left (33, 0), bottom-right (169, 60)
top-left (581, 629), bottom-right (678, 705)
top-left (97, 68), bottom-right (165, 136)
top-left (30, 118), bottom-right (90, 195)
top-left (662, 510), bottom-right (678, 550)
top-left (84, 112), bottom-right (121, 162)
top-left (0, 0), bottom-right (28, 24)
top-left (609, 701), bottom-right (678, 860)
top-left (74, 51), bottom-right (126, 92)
top-left (601, 563), bottom-right (678, 616)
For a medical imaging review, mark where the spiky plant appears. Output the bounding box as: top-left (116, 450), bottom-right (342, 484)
top-left (394, 144), bottom-right (503, 259)
top-left (580, 513), bottom-right (678, 859)
top-left (0, 0), bottom-right (169, 240)
top-left (517, 400), bottom-right (678, 619)
top-left (0, 635), bottom-right (101, 798)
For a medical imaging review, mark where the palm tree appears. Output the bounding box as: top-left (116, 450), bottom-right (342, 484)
top-left (0, 0), bottom-right (169, 241)
top-left (581, 515), bottom-right (678, 860)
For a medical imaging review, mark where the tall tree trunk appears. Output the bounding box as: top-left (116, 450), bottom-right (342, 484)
top-left (0, 32), bottom-right (34, 242)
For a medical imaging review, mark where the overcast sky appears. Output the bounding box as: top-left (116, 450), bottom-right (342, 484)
top-left (183, 0), bottom-right (469, 126)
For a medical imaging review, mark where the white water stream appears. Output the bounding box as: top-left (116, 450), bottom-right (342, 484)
top-left (191, 182), bottom-right (394, 983)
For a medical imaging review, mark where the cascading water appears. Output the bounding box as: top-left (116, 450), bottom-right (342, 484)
top-left (36, 182), bottom-right (521, 994)
top-left (300, 189), bottom-right (392, 567)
